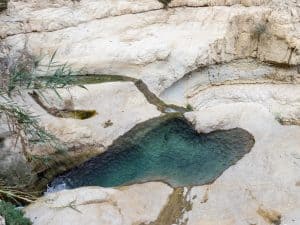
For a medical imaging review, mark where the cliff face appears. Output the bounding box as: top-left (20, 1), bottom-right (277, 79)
top-left (0, 0), bottom-right (299, 94)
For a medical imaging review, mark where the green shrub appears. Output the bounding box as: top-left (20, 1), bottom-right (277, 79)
top-left (186, 104), bottom-right (193, 111)
top-left (157, 0), bottom-right (172, 8)
top-left (0, 0), bottom-right (7, 12)
top-left (0, 51), bottom-right (82, 160)
top-left (0, 201), bottom-right (32, 225)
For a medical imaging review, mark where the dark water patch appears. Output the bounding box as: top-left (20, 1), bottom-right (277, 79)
top-left (49, 115), bottom-right (254, 190)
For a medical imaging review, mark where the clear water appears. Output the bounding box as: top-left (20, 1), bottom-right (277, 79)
top-left (49, 117), bottom-right (254, 190)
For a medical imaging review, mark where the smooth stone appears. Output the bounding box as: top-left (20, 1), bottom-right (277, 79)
top-left (25, 182), bottom-right (173, 225)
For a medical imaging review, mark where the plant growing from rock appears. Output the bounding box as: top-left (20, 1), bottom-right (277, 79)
top-left (0, 94), bottom-right (66, 159)
top-left (0, 0), bottom-right (7, 12)
top-left (0, 51), bottom-right (83, 203)
top-left (0, 200), bottom-right (32, 225)
top-left (0, 180), bottom-right (36, 204)
top-left (103, 119), bottom-right (113, 128)
top-left (158, 0), bottom-right (172, 8)
top-left (0, 52), bottom-right (77, 157)
top-left (186, 104), bottom-right (193, 111)
top-left (251, 23), bottom-right (267, 41)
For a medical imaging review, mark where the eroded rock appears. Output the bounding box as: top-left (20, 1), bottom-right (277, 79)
top-left (25, 182), bottom-right (173, 225)
top-left (184, 103), bottom-right (300, 225)
top-left (1, 0), bottom-right (299, 94)
top-left (0, 82), bottom-right (161, 188)
top-left (188, 84), bottom-right (300, 124)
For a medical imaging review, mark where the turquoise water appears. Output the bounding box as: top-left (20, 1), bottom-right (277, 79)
top-left (49, 117), bottom-right (254, 190)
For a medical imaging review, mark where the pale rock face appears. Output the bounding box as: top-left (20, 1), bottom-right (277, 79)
top-left (184, 103), bottom-right (300, 225)
top-left (160, 59), bottom-right (300, 106)
top-left (2, 6), bottom-right (243, 94)
top-left (188, 84), bottom-right (300, 124)
top-left (185, 103), bottom-right (278, 138)
top-left (1, 0), bottom-right (299, 94)
top-left (18, 82), bottom-right (161, 152)
top-left (24, 182), bottom-right (173, 225)
top-left (0, 216), bottom-right (5, 225)
top-left (0, 0), bottom-right (267, 36)
top-left (0, 81), bottom-right (160, 185)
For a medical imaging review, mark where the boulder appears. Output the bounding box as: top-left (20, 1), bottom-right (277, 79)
top-left (25, 182), bottom-right (173, 225)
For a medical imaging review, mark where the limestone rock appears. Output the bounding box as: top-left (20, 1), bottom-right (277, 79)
top-left (24, 103), bottom-right (300, 225)
top-left (188, 84), bottom-right (300, 124)
top-left (160, 59), bottom-right (300, 106)
top-left (184, 103), bottom-right (300, 225)
top-left (24, 182), bottom-right (173, 225)
top-left (0, 216), bottom-right (5, 225)
top-left (0, 81), bottom-right (160, 186)
top-left (17, 82), bottom-right (161, 154)
top-left (1, 0), bottom-right (299, 94)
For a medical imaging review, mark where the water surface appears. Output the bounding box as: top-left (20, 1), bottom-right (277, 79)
top-left (49, 116), bottom-right (254, 190)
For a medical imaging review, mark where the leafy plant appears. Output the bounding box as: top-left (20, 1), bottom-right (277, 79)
top-left (103, 120), bottom-right (113, 128)
top-left (0, 94), bottom-right (67, 158)
top-left (0, 179), bottom-right (37, 205)
top-left (0, 52), bottom-right (81, 203)
top-left (6, 51), bottom-right (78, 97)
top-left (252, 23), bottom-right (267, 40)
top-left (186, 104), bottom-right (193, 111)
top-left (157, 0), bottom-right (172, 8)
top-left (0, 51), bottom-right (80, 153)
top-left (0, 201), bottom-right (32, 225)
top-left (0, 0), bottom-right (7, 12)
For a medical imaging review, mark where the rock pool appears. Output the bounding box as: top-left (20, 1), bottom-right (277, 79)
top-left (49, 116), bottom-right (254, 190)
